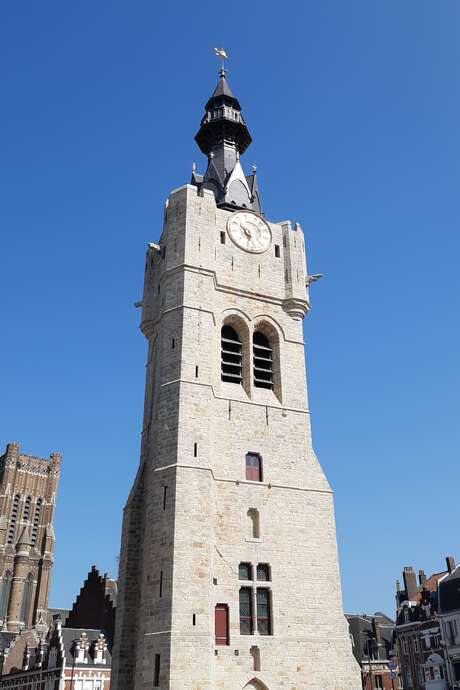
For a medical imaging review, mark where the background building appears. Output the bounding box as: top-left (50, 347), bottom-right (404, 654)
top-left (347, 612), bottom-right (397, 689)
top-left (437, 558), bottom-right (460, 688)
top-left (0, 443), bottom-right (61, 634)
top-left (395, 563), bottom-right (449, 690)
top-left (0, 566), bottom-right (115, 689)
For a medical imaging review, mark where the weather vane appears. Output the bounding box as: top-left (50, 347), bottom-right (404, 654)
top-left (214, 47), bottom-right (228, 75)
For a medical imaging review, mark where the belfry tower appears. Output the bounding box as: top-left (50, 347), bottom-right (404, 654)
top-left (112, 66), bottom-right (360, 690)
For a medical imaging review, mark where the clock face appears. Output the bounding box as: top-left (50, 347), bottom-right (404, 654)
top-left (227, 211), bottom-right (272, 254)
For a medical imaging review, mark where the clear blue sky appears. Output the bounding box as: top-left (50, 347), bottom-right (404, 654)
top-left (1, 1), bottom-right (459, 618)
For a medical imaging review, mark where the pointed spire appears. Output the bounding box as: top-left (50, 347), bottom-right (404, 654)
top-left (193, 68), bottom-right (261, 213)
top-left (211, 69), bottom-right (235, 99)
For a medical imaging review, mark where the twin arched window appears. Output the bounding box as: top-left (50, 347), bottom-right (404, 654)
top-left (220, 325), bottom-right (274, 390)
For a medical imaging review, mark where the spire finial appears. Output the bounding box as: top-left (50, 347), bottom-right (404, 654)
top-left (214, 47), bottom-right (228, 76)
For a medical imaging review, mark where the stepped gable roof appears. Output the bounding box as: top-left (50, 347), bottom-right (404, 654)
top-left (65, 565), bottom-right (116, 648)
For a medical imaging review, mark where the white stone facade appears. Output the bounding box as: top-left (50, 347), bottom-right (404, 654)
top-left (111, 184), bottom-right (361, 689)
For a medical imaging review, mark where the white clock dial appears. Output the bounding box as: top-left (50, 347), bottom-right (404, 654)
top-left (226, 211), bottom-right (272, 254)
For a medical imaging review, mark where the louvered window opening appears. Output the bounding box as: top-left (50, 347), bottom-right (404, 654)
top-left (253, 332), bottom-right (273, 389)
top-left (23, 496), bottom-right (31, 521)
top-left (31, 499), bottom-right (42, 547)
top-left (7, 495), bottom-right (20, 545)
top-left (221, 325), bottom-right (242, 384)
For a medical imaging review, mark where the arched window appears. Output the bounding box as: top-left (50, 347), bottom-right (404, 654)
top-left (20, 573), bottom-right (33, 625)
top-left (0, 571), bottom-right (13, 620)
top-left (221, 325), bottom-right (242, 384)
top-left (253, 331), bottom-right (273, 389)
top-left (247, 509), bottom-right (260, 539)
top-left (7, 495), bottom-right (20, 544)
top-left (245, 453), bottom-right (262, 482)
top-left (31, 499), bottom-right (42, 547)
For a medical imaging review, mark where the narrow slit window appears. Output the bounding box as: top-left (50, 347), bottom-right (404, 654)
top-left (215, 604), bottom-right (229, 645)
top-left (195, 365), bottom-right (199, 378)
top-left (239, 588), bottom-right (253, 635)
top-left (154, 654), bottom-right (160, 686)
top-left (256, 588), bottom-right (272, 635)
top-left (193, 613), bottom-right (196, 626)
top-left (171, 338), bottom-right (175, 349)
top-left (221, 325), bottom-right (242, 384)
top-left (275, 244), bottom-right (280, 258)
top-left (163, 487), bottom-right (167, 510)
top-left (253, 331), bottom-right (273, 390)
top-left (220, 231), bottom-right (226, 244)
top-left (194, 443), bottom-right (198, 457)
top-left (247, 509), bottom-right (260, 539)
top-left (159, 571), bottom-right (163, 598)
top-left (246, 453), bottom-right (262, 482)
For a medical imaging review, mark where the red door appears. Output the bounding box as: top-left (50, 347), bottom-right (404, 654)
top-left (215, 604), bottom-right (229, 645)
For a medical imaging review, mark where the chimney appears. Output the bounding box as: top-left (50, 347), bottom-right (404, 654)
top-left (372, 618), bottom-right (382, 645)
top-left (403, 567), bottom-right (418, 600)
top-left (419, 570), bottom-right (427, 586)
top-left (446, 556), bottom-right (456, 574)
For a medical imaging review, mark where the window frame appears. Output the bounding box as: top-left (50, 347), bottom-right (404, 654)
top-left (245, 452), bottom-right (263, 482)
top-left (256, 587), bottom-right (272, 636)
top-left (238, 562), bottom-right (252, 581)
top-left (239, 587), bottom-right (254, 636)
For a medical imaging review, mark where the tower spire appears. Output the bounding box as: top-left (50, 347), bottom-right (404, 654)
top-left (192, 57), bottom-right (261, 213)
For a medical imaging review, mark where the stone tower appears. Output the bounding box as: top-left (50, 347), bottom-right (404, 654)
top-left (0, 442), bottom-right (61, 633)
top-left (111, 68), bottom-right (361, 690)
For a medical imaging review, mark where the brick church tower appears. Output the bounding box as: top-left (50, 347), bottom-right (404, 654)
top-left (111, 67), bottom-right (361, 690)
top-left (0, 443), bottom-right (60, 633)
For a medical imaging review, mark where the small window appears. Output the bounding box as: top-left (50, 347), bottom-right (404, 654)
top-left (163, 487), bottom-right (167, 510)
top-left (154, 653), bottom-right (160, 686)
top-left (215, 604), bottom-right (229, 645)
top-left (256, 588), bottom-right (272, 636)
top-left (253, 331), bottom-right (273, 390)
top-left (239, 588), bottom-right (253, 635)
top-left (171, 338), bottom-right (175, 349)
top-left (274, 244), bottom-right (280, 258)
top-left (256, 564), bottom-right (270, 581)
top-left (375, 675), bottom-right (383, 689)
top-left (245, 453), bottom-right (262, 482)
top-left (159, 571), bottom-right (163, 598)
top-left (220, 231), bottom-right (226, 244)
top-left (239, 563), bottom-right (252, 581)
top-left (221, 325), bottom-right (242, 384)
top-left (194, 443), bottom-right (198, 457)
top-left (247, 509), bottom-right (260, 539)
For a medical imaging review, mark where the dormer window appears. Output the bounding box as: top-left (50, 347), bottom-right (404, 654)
top-left (92, 633), bottom-right (108, 665)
